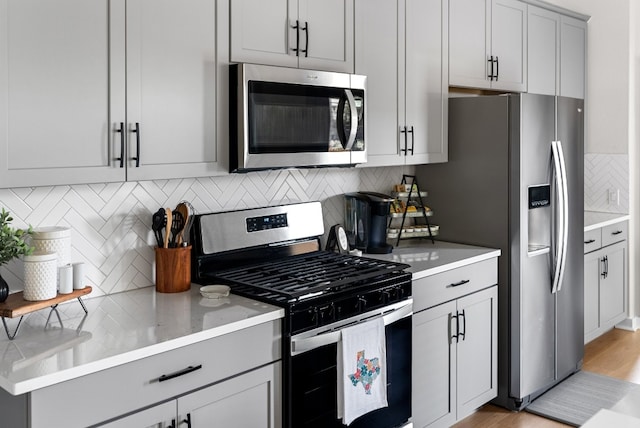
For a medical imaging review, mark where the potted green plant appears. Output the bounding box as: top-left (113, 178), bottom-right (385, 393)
top-left (0, 208), bottom-right (33, 302)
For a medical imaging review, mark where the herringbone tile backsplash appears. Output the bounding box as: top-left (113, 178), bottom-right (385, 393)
top-left (584, 154), bottom-right (629, 214)
top-left (0, 155), bottom-right (628, 297)
top-left (0, 166), bottom-right (414, 296)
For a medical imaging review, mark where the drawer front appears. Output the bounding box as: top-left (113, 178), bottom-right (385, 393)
top-left (583, 229), bottom-right (602, 253)
top-left (413, 258), bottom-right (498, 313)
top-left (30, 319), bottom-right (282, 428)
top-left (602, 221), bottom-right (627, 247)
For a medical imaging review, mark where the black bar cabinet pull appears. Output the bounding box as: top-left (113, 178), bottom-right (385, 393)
top-left (132, 122), bottom-right (140, 167)
top-left (488, 56), bottom-right (494, 81)
top-left (157, 364), bottom-right (203, 383)
top-left (584, 239), bottom-right (596, 244)
top-left (301, 21), bottom-right (309, 57)
top-left (292, 20), bottom-right (300, 55)
top-left (459, 309), bottom-right (466, 341)
top-left (170, 419), bottom-right (176, 428)
top-left (450, 313), bottom-right (459, 343)
top-left (408, 126), bottom-right (415, 155)
top-left (601, 256), bottom-right (608, 279)
top-left (447, 279), bottom-right (470, 288)
top-left (181, 413), bottom-right (192, 428)
top-left (612, 230), bottom-right (623, 235)
top-left (116, 122), bottom-right (125, 168)
top-left (400, 126), bottom-right (408, 154)
top-left (494, 56), bottom-right (499, 81)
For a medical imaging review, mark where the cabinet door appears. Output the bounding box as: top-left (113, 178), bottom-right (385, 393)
top-left (298, 0), bottom-right (354, 73)
top-left (99, 401), bottom-right (177, 428)
top-left (354, 0), bottom-right (403, 167)
top-left (449, 0), bottom-right (490, 89)
top-left (412, 301), bottom-right (456, 428)
top-left (527, 6), bottom-right (559, 96)
top-left (404, 0), bottom-right (448, 164)
top-left (0, 0), bottom-right (126, 188)
top-left (178, 362), bottom-right (281, 428)
top-left (584, 250), bottom-right (600, 342)
top-left (560, 15), bottom-right (586, 99)
top-left (229, 0), bottom-right (298, 68)
top-left (491, 0), bottom-right (527, 92)
top-left (600, 244), bottom-right (626, 327)
top-left (126, 0), bottom-right (224, 181)
top-left (456, 286), bottom-right (498, 420)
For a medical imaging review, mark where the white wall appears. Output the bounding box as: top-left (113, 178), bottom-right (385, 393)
top-left (544, 0), bottom-right (630, 154)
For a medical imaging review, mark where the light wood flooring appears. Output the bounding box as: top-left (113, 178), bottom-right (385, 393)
top-left (452, 327), bottom-right (640, 427)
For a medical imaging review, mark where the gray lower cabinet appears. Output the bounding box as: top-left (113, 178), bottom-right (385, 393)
top-left (102, 362), bottom-right (281, 428)
top-left (0, 319), bottom-right (282, 428)
top-left (412, 258), bottom-right (498, 428)
top-left (584, 221), bottom-right (628, 343)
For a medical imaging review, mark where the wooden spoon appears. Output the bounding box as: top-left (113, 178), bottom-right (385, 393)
top-left (163, 208), bottom-right (172, 249)
top-left (174, 202), bottom-right (190, 245)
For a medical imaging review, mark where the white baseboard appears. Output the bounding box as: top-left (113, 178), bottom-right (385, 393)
top-left (616, 317), bottom-right (640, 331)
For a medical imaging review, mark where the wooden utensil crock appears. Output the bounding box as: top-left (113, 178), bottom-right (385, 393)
top-left (155, 245), bottom-right (191, 293)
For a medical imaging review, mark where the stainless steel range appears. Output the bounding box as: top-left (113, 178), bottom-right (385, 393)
top-left (191, 201), bottom-right (413, 428)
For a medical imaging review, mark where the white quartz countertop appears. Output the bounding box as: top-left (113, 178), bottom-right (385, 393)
top-left (368, 240), bottom-right (501, 280)
top-left (585, 211), bottom-right (629, 232)
top-left (0, 286), bottom-right (284, 395)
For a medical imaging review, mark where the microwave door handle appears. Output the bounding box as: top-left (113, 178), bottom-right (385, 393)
top-left (343, 89), bottom-right (358, 150)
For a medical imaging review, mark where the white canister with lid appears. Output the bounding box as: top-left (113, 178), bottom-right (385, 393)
top-left (31, 227), bottom-right (71, 267)
top-left (23, 251), bottom-right (58, 301)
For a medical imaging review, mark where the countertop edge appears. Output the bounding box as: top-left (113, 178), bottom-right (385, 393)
top-left (410, 249), bottom-right (501, 280)
top-left (584, 211), bottom-right (630, 232)
top-left (5, 307), bottom-right (285, 396)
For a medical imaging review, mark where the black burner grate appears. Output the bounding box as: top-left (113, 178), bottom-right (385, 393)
top-left (210, 251), bottom-right (409, 301)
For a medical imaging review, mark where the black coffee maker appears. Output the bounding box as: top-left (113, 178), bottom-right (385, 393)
top-left (344, 192), bottom-right (394, 254)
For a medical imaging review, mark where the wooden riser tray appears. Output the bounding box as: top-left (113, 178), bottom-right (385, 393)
top-left (0, 287), bottom-right (92, 340)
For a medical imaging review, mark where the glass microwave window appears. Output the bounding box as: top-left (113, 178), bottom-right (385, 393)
top-left (247, 81), bottom-right (363, 154)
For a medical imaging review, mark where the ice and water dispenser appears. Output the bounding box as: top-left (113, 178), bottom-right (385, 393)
top-left (527, 184), bottom-right (551, 254)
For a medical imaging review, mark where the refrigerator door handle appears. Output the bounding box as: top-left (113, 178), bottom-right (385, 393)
top-left (556, 141), bottom-right (570, 292)
top-left (550, 141), bottom-right (565, 294)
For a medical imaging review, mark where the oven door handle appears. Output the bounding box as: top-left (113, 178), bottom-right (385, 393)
top-left (290, 302), bottom-right (412, 356)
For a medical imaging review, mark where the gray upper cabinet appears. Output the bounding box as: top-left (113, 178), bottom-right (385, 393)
top-left (355, 0), bottom-right (447, 167)
top-left (528, 6), bottom-right (586, 98)
top-left (0, 0), bottom-right (125, 188)
top-left (560, 15), bottom-right (587, 99)
top-left (449, 0), bottom-right (527, 92)
top-left (230, 0), bottom-right (354, 73)
top-left (0, 0), bottom-right (226, 189)
top-left (527, 5), bottom-right (559, 96)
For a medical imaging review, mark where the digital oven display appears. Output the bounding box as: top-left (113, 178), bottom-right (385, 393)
top-left (246, 213), bottom-right (288, 232)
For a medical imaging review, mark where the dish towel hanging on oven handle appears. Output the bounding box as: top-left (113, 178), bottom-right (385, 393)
top-left (337, 317), bottom-right (388, 425)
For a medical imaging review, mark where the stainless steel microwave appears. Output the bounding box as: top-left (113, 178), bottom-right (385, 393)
top-left (230, 63), bottom-right (366, 172)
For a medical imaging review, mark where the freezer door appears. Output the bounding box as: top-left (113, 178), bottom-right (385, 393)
top-left (511, 94), bottom-right (557, 398)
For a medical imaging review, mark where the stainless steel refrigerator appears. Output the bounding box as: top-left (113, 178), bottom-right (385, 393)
top-left (418, 93), bottom-right (584, 410)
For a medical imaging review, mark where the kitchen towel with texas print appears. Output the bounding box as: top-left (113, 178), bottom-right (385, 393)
top-left (337, 317), bottom-right (388, 425)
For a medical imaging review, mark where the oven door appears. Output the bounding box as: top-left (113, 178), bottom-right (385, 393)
top-left (290, 300), bottom-right (412, 428)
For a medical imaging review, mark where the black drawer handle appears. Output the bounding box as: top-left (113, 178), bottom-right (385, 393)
top-left (158, 364), bottom-right (202, 383)
top-left (611, 230), bottom-right (623, 235)
top-left (584, 239), bottom-right (596, 244)
top-left (447, 279), bottom-right (470, 288)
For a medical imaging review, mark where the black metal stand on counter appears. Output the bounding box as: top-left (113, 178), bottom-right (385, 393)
top-left (389, 174), bottom-right (435, 245)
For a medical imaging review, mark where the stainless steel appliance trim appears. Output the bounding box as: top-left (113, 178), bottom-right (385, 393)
top-left (290, 299), bottom-right (412, 356)
top-left (343, 89), bottom-right (358, 150)
top-left (199, 201), bottom-right (324, 255)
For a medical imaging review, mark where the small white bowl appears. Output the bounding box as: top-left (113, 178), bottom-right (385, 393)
top-left (199, 285), bottom-right (230, 299)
